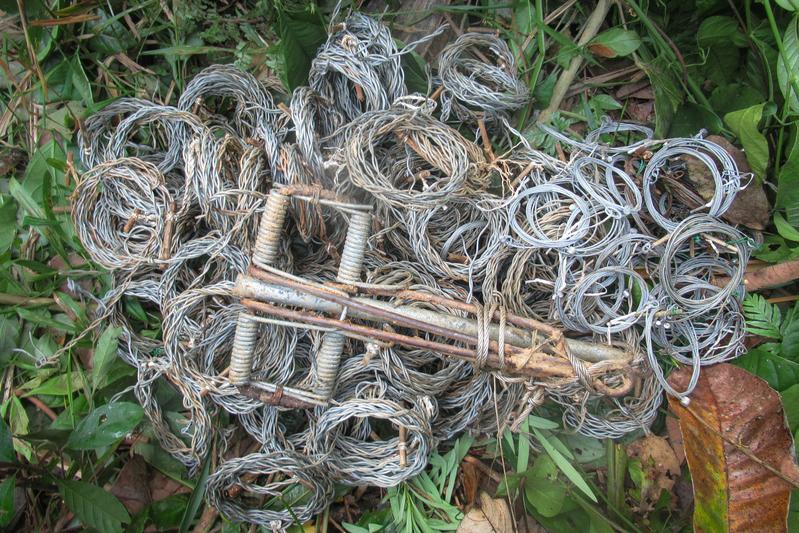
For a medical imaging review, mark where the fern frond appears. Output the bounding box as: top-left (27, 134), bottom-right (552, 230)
top-left (743, 294), bottom-right (782, 339)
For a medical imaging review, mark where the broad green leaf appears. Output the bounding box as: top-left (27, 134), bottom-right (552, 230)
top-left (278, 7), bottom-right (327, 90)
top-left (778, 127), bottom-right (799, 226)
top-left (59, 479), bottom-right (130, 533)
top-left (724, 103), bottom-right (769, 180)
top-left (133, 442), bottom-right (192, 486)
top-left (777, 15), bottom-right (799, 113)
top-left (668, 102), bottom-right (723, 137)
top-left (525, 455), bottom-right (566, 517)
top-left (0, 196), bottom-right (17, 255)
top-left (782, 385), bottom-right (799, 433)
top-left (782, 312), bottom-right (799, 356)
top-left (401, 48), bottom-right (429, 94)
top-left (588, 28), bottom-right (641, 58)
top-left (532, 427), bottom-right (596, 502)
top-left (777, 0), bottom-right (799, 10)
top-left (735, 343), bottom-right (799, 391)
top-left (21, 371), bottom-right (87, 396)
top-left (92, 325), bottom-right (122, 391)
top-left (0, 476), bottom-right (14, 527)
top-left (562, 433), bottom-right (606, 465)
top-left (66, 402), bottom-right (144, 450)
top-left (709, 83), bottom-right (765, 117)
top-left (0, 419), bottom-right (13, 463)
top-left (71, 56), bottom-right (93, 105)
top-left (21, 140), bottom-right (65, 202)
top-left (775, 212), bottom-right (799, 242)
top-left (5, 396), bottom-right (32, 460)
top-left (697, 16), bottom-right (748, 48)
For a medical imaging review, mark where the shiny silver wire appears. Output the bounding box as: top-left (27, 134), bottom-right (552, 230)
top-left (70, 13), bottom-right (756, 526)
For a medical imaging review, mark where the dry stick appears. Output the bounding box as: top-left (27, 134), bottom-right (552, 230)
top-left (477, 119), bottom-right (496, 162)
top-left (714, 258), bottom-right (799, 291)
top-left (538, 0), bottom-right (612, 123)
top-left (0, 293), bottom-right (57, 309)
top-left (16, 0), bottom-right (48, 104)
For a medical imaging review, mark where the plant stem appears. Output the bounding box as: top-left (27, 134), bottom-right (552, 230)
top-left (763, 0), bottom-right (799, 106)
top-left (538, 0), bottom-right (611, 123)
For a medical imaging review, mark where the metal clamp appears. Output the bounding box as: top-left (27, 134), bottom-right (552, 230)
top-left (229, 186), bottom-right (373, 404)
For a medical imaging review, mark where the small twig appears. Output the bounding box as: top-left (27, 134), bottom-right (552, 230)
top-left (767, 295), bottom-right (799, 304)
top-left (398, 425), bottom-right (408, 468)
top-left (16, 0), bottom-right (48, 104)
top-left (0, 293), bottom-right (56, 308)
top-left (477, 119), bottom-right (495, 162)
top-left (462, 455), bottom-right (503, 484)
top-left (20, 393), bottom-right (58, 421)
top-left (192, 505), bottom-right (219, 533)
top-left (714, 258), bottom-right (799, 291)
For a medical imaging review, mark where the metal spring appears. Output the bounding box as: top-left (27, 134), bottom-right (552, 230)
top-left (252, 191), bottom-right (290, 268)
top-left (229, 313), bottom-right (259, 385)
top-left (314, 210), bottom-right (372, 400)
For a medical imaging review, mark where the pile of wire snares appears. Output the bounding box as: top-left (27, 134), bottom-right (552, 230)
top-left (65, 10), bottom-right (754, 529)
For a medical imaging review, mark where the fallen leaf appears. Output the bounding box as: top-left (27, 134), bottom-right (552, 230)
top-left (457, 491), bottom-right (513, 533)
top-left (665, 415), bottom-right (686, 465)
top-left (668, 363), bottom-right (799, 533)
top-left (460, 458), bottom-right (482, 507)
top-left (626, 435), bottom-right (680, 512)
top-left (110, 456), bottom-right (151, 515)
top-left (683, 135), bottom-right (770, 230)
top-left (149, 471), bottom-right (190, 502)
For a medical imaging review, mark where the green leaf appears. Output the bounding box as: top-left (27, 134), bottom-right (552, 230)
top-left (724, 103), bottom-right (769, 180)
top-left (588, 28), bottom-right (641, 58)
top-left (278, 7), bottom-right (327, 90)
top-left (777, 15), bottom-right (799, 113)
top-left (782, 311), bottom-right (799, 355)
top-left (0, 419), bottom-right (13, 463)
top-left (777, 126), bottom-right (799, 224)
top-left (776, 0), bottom-right (799, 11)
top-left (743, 293), bottom-right (783, 339)
top-left (525, 455), bottom-right (567, 517)
top-left (697, 16), bottom-right (748, 48)
top-left (709, 83), bottom-right (766, 117)
top-left (58, 479), bottom-right (130, 533)
top-left (668, 102), bottom-right (724, 137)
top-left (735, 343), bottom-right (799, 391)
top-left (0, 475), bottom-right (14, 527)
top-left (71, 56), bottom-right (93, 105)
top-left (526, 415), bottom-right (559, 430)
top-left (532, 427), bottom-right (596, 502)
top-left (92, 325), bottom-right (122, 391)
top-left (178, 453), bottom-right (211, 533)
top-left (66, 402), bottom-right (144, 450)
top-left (775, 212), bottom-right (799, 242)
top-left (21, 371), bottom-right (88, 396)
top-left (401, 48), bottom-right (429, 94)
top-left (782, 385), bottom-right (799, 433)
top-left (0, 196), bottom-right (17, 255)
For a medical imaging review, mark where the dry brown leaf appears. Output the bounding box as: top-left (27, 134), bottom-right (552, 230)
top-left (665, 415), bottom-right (686, 465)
top-left (626, 435), bottom-right (680, 512)
top-left (669, 363), bottom-right (799, 532)
top-left (460, 458), bottom-right (482, 507)
top-left (684, 135), bottom-right (770, 230)
top-left (110, 455), bottom-right (151, 515)
top-left (456, 492), bottom-right (513, 533)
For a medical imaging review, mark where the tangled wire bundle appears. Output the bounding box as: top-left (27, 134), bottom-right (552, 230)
top-left (68, 11), bottom-right (755, 529)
